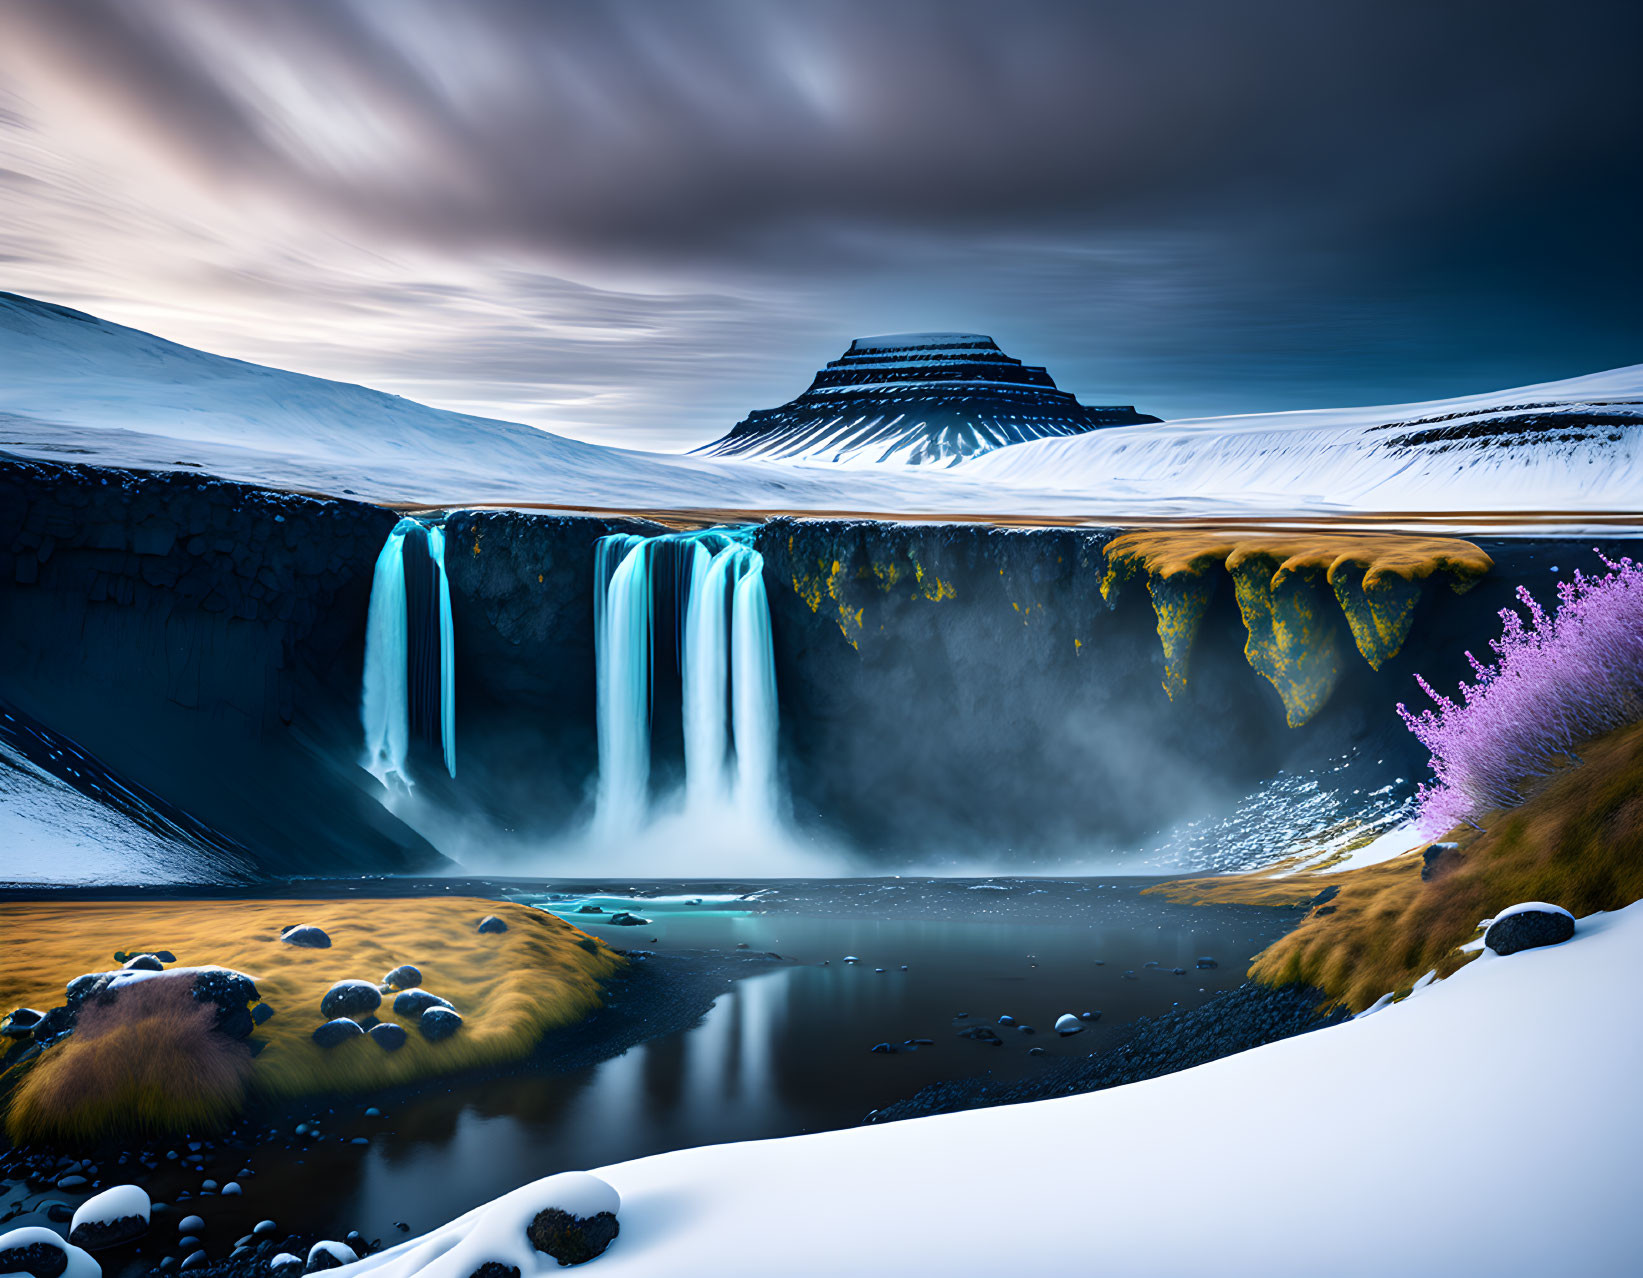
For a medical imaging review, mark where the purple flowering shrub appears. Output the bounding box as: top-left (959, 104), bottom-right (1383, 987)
top-left (1399, 552), bottom-right (1643, 836)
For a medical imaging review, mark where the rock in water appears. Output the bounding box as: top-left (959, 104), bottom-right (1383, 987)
top-left (369, 1022), bottom-right (408, 1052)
top-left (1484, 903), bottom-right (1575, 955)
top-left (70, 1185), bottom-right (151, 1249)
top-left (607, 912), bottom-right (649, 927)
top-left (320, 980), bottom-right (383, 1019)
top-left (122, 953), bottom-right (166, 971)
top-left (419, 1007), bottom-right (463, 1041)
top-left (383, 964), bottom-right (422, 990)
top-left (476, 915), bottom-right (508, 934)
top-left (281, 925), bottom-right (331, 949)
top-left (393, 989), bottom-right (453, 1017)
top-left (1054, 1013), bottom-right (1083, 1035)
top-left (312, 1018), bottom-right (366, 1048)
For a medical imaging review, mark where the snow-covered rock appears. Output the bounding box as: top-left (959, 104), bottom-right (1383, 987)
top-left (342, 1172), bottom-right (619, 1277)
top-left (0, 1226), bottom-right (101, 1278)
top-left (69, 1184), bottom-right (150, 1249)
top-left (1484, 902), bottom-right (1576, 955)
top-left (1053, 1013), bottom-right (1083, 1035)
top-left (307, 1240), bottom-right (359, 1271)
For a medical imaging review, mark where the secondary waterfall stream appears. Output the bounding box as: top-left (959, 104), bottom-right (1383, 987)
top-left (594, 528), bottom-right (780, 835)
top-left (362, 517), bottom-right (456, 789)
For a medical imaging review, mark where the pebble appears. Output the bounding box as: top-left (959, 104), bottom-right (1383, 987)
top-left (178, 1215), bottom-right (205, 1234)
top-left (254, 1221), bottom-right (277, 1237)
top-left (222, 1183), bottom-right (242, 1196)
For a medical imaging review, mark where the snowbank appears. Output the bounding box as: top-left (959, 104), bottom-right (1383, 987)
top-left (356, 900), bottom-right (1643, 1275)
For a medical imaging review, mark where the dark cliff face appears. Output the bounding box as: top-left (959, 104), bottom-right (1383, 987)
top-left (1, 460), bottom-right (1632, 876)
top-left (0, 459), bottom-right (438, 876)
top-left (437, 510), bottom-right (657, 837)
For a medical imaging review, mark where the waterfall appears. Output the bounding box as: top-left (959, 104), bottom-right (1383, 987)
top-left (593, 535), bottom-right (654, 835)
top-left (593, 528), bottom-right (780, 832)
top-left (361, 517), bottom-right (456, 790)
top-left (682, 540), bottom-right (733, 809)
top-left (427, 525), bottom-right (457, 779)
top-left (730, 549), bottom-right (779, 824)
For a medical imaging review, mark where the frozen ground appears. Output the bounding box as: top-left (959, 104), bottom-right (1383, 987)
top-left (350, 899), bottom-right (1642, 1277)
top-left (2, 292), bottom-right (1640, 523)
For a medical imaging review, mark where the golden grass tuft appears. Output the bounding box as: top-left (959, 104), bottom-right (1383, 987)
top-left (1, 897), bottom-right (624, 1138)
top-left (1148, 718), bottom-right (1643, 1010)
top-left (6, 975), bottom-right (252, 1142)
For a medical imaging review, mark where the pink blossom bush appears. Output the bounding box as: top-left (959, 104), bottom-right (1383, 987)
top-left (1398, 552), bottom-right (1643, 836)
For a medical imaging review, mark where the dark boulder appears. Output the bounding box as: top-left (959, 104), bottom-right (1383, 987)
top-left (368, 1022), bottom-right (407, 1052)
top-left (1422, 842), bottom-right (1462, 882)
top-left (607, 912), bottom-right (649, 927)
top-left (467, 1264), bottom-right (521, 1278)
top-left (393, 989), bottom-right (453, 1017)
top-left (65, 974), bottom-right (106, 1005)
top-left (419, 1007), bottom-right (463, 1041)
top-left (575, 904), bottom-right (604, 914)
top-left (320, 980), bottom-right (382, 1020)
top-left (251, 1003), bottom-right (275, 1025)
top-left (476, 915), bottom-right (509, 934)
top-left (1, 1008), bottom-right (42, 1037)
top-left (312, 1018), bottom-right (366, 1048)
top-left (1484, 905), bottom-right (1575, 956)
top-left (527, 1208), bottom-right (620, 1267)
top-left (383, 965), bottom-right (422, 990)
top-left (281, 926), bottom-right (332, 949)
top-left (122, 954), bottom-right (166, 972)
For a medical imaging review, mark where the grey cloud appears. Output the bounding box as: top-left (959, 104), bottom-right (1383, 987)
top-left (0, 0), bottom-right (1639, 446)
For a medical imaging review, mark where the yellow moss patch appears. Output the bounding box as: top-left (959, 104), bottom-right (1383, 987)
top-left (1149, 718), bottom-right (1643, 1010)
top-left (1103, 531), bottom-right (1491, 722)
top-left (1227, 551), bottom-right (1346, 726)
top-left (1, 897), bottom-right (624, 1136)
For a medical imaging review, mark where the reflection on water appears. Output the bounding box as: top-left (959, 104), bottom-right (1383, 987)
top-left (33, 879), bottom-right (1295, 1268)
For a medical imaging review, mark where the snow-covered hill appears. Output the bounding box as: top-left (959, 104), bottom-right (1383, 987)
top-left (964, 362), bottom-right (1643, 515)
top-left (693, 332), bottom-right (1155, 467)
top-left (2, 291), bottom-right (1640, 522)
top-left (0, 292), bottom-right (997, 513)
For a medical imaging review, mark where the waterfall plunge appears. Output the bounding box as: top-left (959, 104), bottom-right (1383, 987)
top-left (594, 530), bottom-right (780, 835)
top-left (362, 517), bottom-right (456, 789)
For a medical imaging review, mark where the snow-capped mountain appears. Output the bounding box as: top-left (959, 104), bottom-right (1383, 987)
top-left (694, 332), bottom-right (1156, 466)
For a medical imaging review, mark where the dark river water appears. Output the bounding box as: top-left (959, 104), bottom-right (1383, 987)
top-left (1, 878), bottom-right (1296, 1270)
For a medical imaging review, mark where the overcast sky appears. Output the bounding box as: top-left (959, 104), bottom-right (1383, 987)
top-left (2, 0), bottom-right (1639, 450)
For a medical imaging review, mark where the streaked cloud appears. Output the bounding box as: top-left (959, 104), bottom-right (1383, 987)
top-left (1, 0), bottom-right (1639, 449)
